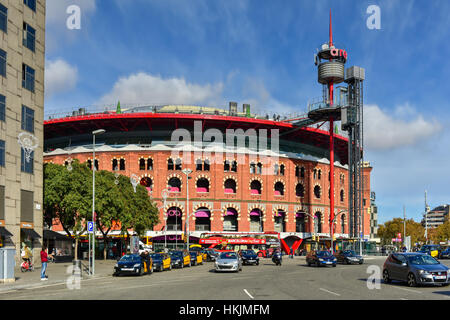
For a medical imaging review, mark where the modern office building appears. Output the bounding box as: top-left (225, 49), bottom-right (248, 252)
top-left (369, 191), bottom-right (379, 242)
top-left (422, 205), bottom-right (449, 229)
top-left (0, 0), bottom-right (45, 264)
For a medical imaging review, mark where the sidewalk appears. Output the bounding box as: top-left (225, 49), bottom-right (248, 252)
top-left (0, 259), bottom-right (116, 292)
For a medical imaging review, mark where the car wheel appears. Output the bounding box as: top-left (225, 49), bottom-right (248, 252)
top-left (169, 264), bottom-right (172, 270)
top-left (407, 273), bottom-right (417, 287)
top-left (315, 261), bottom-right (320, 267)
top-left (345, 259), bottom-right (349, 265)
top-left (21, 267), bottom-right (26, 273)
top-left (149, 266), bottom-right (153, 274)
top-left (383, 269), bottom-right (391, 283)
top-left (180, 262), bottom-right (184, 269)
top-left (333, 264), bottom-right (336, 267)
top-left (138, 268), bottom-right (143, 276)
top-left (256, 260), bottom-right (259, 266)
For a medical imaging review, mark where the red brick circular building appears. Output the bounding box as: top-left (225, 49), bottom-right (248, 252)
top-left (44, 105), bottom-right (372, 253)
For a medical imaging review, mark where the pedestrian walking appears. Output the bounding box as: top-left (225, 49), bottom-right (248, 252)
top-left (289, 247), bottom-right (294, 259)
top-left (40, 245), bottom-right (53, 281)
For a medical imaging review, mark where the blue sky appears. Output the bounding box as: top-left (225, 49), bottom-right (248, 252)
top-left (45, 0), bottom-right (450, 224)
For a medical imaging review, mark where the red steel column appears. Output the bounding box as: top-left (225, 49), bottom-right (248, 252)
top-left (329, 118), bottom-right (335, 245)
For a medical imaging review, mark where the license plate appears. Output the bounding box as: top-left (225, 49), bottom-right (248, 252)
top-left (248, 260), bottom-right (255, 262)
top-left (325, 261), bottom-right (332, 264)
top-left (121, 268), bottom-right (134, 271)
top-left (434, 276), bottom-right (446, 280)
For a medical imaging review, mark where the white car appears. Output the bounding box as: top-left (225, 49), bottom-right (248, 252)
top-left (215, 252), bottom-right (243, 273)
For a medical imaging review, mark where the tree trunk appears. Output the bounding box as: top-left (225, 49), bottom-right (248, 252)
top-left (74, 237), bottom-right (79, 260)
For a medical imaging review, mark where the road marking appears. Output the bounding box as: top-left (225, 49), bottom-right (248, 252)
top-left (243, 289), bottom-right (254, 299)
top-left (390, 286), bottom-right (422, 294)
top-left (400, 298), bottom-right (408, 300)
top-left (319, 288), bottom-right (341, 296)
top-left (0, 290), bottom-right (18, 295)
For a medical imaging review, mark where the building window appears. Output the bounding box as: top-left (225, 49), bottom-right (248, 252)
top-left (22, 64), bottom-right (35, 92)
top-left (274, 182), bottom-right (284, 196)
top-left (147, 158), bottom-right (153, 170)
top-left (340, 189), bottom-right (345, 202)
top-left (0, 49), bottom-right (6, 77)
top-left (196, 178), bottom-right (209, 193)
top-left (249, 163), bottom-right (256, 174)
top-left (295, 166), bottom-right (300, 177)
top-left (301, 167), bottom-right (305, 178)
top-left (224, 160), bottom-right (230, 172)
top-left (23, 22), bottom-right (36, 52)
top-left (24, 0), bottom-right (36, 12)
top-left (119, 159), bottom-right (125, 170)
top-left (250, 180), bottom-right (262, 195)
top-left (296, 183), bottom-right (304, 197)
top-left (21, 149), bottom-right (34, 174)
top-left (0, 140), bottom-right (4, 167)
top-left (314, 185), bottom-right (321, 199)
top-left (20, 190), bottom-right (34, 223)
top-left (0, 94), bottom-right (5, 121)
top-left (256, 162), bottom-right (262, 175)
top-left (175, 158), bottom-right (182, 170)
top-left (87, 159), bottom-right (98, 171)
top-left (204, 159), bottom-right (210, 171)
top-left (139, 158), bottom-right (146, 170)
top-left (224, 179), bottom-right (236, 194)
top-left (167, 158), bottom-right (174, 170)
top-left (196, 159), bottom-right (202, 171)
top-left (280, 164), bottom-right (285, 176)
top-left (274, 164), bottom-right (279, 175)
top-left (0, 4), bottom-right (7, 33)
top-left (231, 160), bottom-right (237, 172)
top-left (112, 159), bottom-right (118, 170)
top-left (21, 105), bottom-right (34, 133)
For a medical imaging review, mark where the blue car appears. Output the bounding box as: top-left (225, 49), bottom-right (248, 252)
top-left (113, 254), bottom-right (151, 276)
top-left (306, 250), bottom-right (337, 267)
top-left (239, 249), bottom-right (259, 265)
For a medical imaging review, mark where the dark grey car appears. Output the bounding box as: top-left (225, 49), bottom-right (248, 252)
top-left (383, 253), bottom-right (450, 287)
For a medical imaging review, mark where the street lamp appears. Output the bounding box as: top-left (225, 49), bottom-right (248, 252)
top-left (92, 128), bottom-right (105, 276)
top-left (330, 209), bottom-right (348, 254)
top-left (182, 168), bottom-right (192, 250)
top-left (304, 212), bottom-right (318, 250)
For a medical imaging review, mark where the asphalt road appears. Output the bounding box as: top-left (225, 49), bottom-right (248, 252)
top-left (1, 256), bottom-right (450, 300)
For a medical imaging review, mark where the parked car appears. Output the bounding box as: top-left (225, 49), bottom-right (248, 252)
top-left (238, 249), bottom-right (260, 265)
top-left (334, 250), bottom-right (364, 265)
top-left (189, 245), bottom-right (208, 261)
top-left (419, 245), bottom-right (441, 259)
top-left (306, 250), bottom-right (337, 267)
top-left (383, 253), bottom-right (449, 287)
top-left (215, 251), bottom-right (242, 272)
top-left (189, 251), bottom-right (203, 266)
top-left (204, 248), bottom-right (219, 261)
top-left (439, 248), bottom-right (450, 259)
top-left (151, 252), bottom-right (172, 272)
top-left (113, 254), bottom-right (152, 276)
top-left (169, 250), bottom-right (191, 268)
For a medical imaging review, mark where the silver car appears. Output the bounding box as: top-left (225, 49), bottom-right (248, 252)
top-left (383, 253), bottom-right (450, 287)
top-left (214, 251), bottom-right (242, 272)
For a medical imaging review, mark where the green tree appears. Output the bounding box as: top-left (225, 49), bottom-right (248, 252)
top-left (431, 220), bottom-right (450, 243)
top-left (116, 175), bottom-right (159, 250)
top-left (377, 218), bottom-right (425, 247)
top-left (44, 161), bottom-right (92, 259)
top-left (94, 170), bottom-right (125, 259)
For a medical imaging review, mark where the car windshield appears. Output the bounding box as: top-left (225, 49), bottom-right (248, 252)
top-left (120, 255), bottom-right (139, 262)
top-left (343, 250), bottom-right (356, 256)
top-left (151, 254), bottom-right (163, 260)
top-left (220, 252), bottom-right (237, 259)
top-left (169, 251), bottom-right (182, 257)
top-left (317, 251), bottom-right (332, 257)
top-left (241, 250), bottom-right (254, 254)
top-left (407, 255), bottom-right (439, 265)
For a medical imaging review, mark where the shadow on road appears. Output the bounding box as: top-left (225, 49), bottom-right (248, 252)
top-left (432, 291), bottom-right (450, 297)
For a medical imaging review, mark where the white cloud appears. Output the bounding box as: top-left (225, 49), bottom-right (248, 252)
top-left (364, 104), bottom-right (442, 150)
top-left (45, 59), bottom-right (78, 98)
top-left (98, 73), bottom-right (224, 106)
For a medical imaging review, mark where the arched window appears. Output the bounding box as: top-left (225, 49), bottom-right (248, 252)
top-left (314, 212), bottom-right (322, 233)
top-left (231, 160), bottom-right (237, 172)
top-left (175, 158), bottom-right (182, 170)
top-left (196, 159), bottom-right (202, 171)
top-left (256, 162), bottom-right (262, 175)
top-left (139, 158), bottom-right (146, 170)
top-left (204, 159), bottom-right (210, 171)
top-left (195, 207), bottom-right (211, 231)
top-left (296, 183), bottom-right (305, 197)
top-left (274, 182), bottom-right (284, 196)
top-left (318, 169), bottom-right (321, 180)
top-left (223, 208), bottom-right (238, 231)
top-left (167, 158), bottom-right (174, 170)
top-left (313, 169), bottom-right (317, 179)
top-left (295, 166), bottom-right (300, 177)
top-left (314, 185), bottom-right (321, 199)
top-left (112, 159), bottom-right (118, 171)
top-left (250, 163), bottom-right (256, 174)
top-left (274, 210), bottom-right (286, 232)
top-left (119, 159), bottom-right (125, 171)
top-left (147, 158), bottom-right (153, 170)
top-left (168, 177), bottom-right (181, 192)
top-left (340, 189), bottom-right (345, 202)
top-left (341, 214), bottom-right (346, 234)
top-left (224, 160), bottom-right (230, 172)
top-left (196, 178), bottom-right (209, 193)
top-left (224, 179), bottom-right (236, 194)
top-left (140, 177), bottom-right (152, 190)
top-left (87, 159), bottom-right (98, 171)
top-left (249, 208), bottom-right (263, 232)
top-left (280, 164), bottom-right (285, 176)
top-left (296, 212), bottom-right (306, 232)
top-left (300, 166), bottom-right (305, 178)
top-left (274, 164), bottom-right (279, 175)
top-left (166, 207), bottom-right (183, 231)
top-left (250, 180), bottom-right (262, 195)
